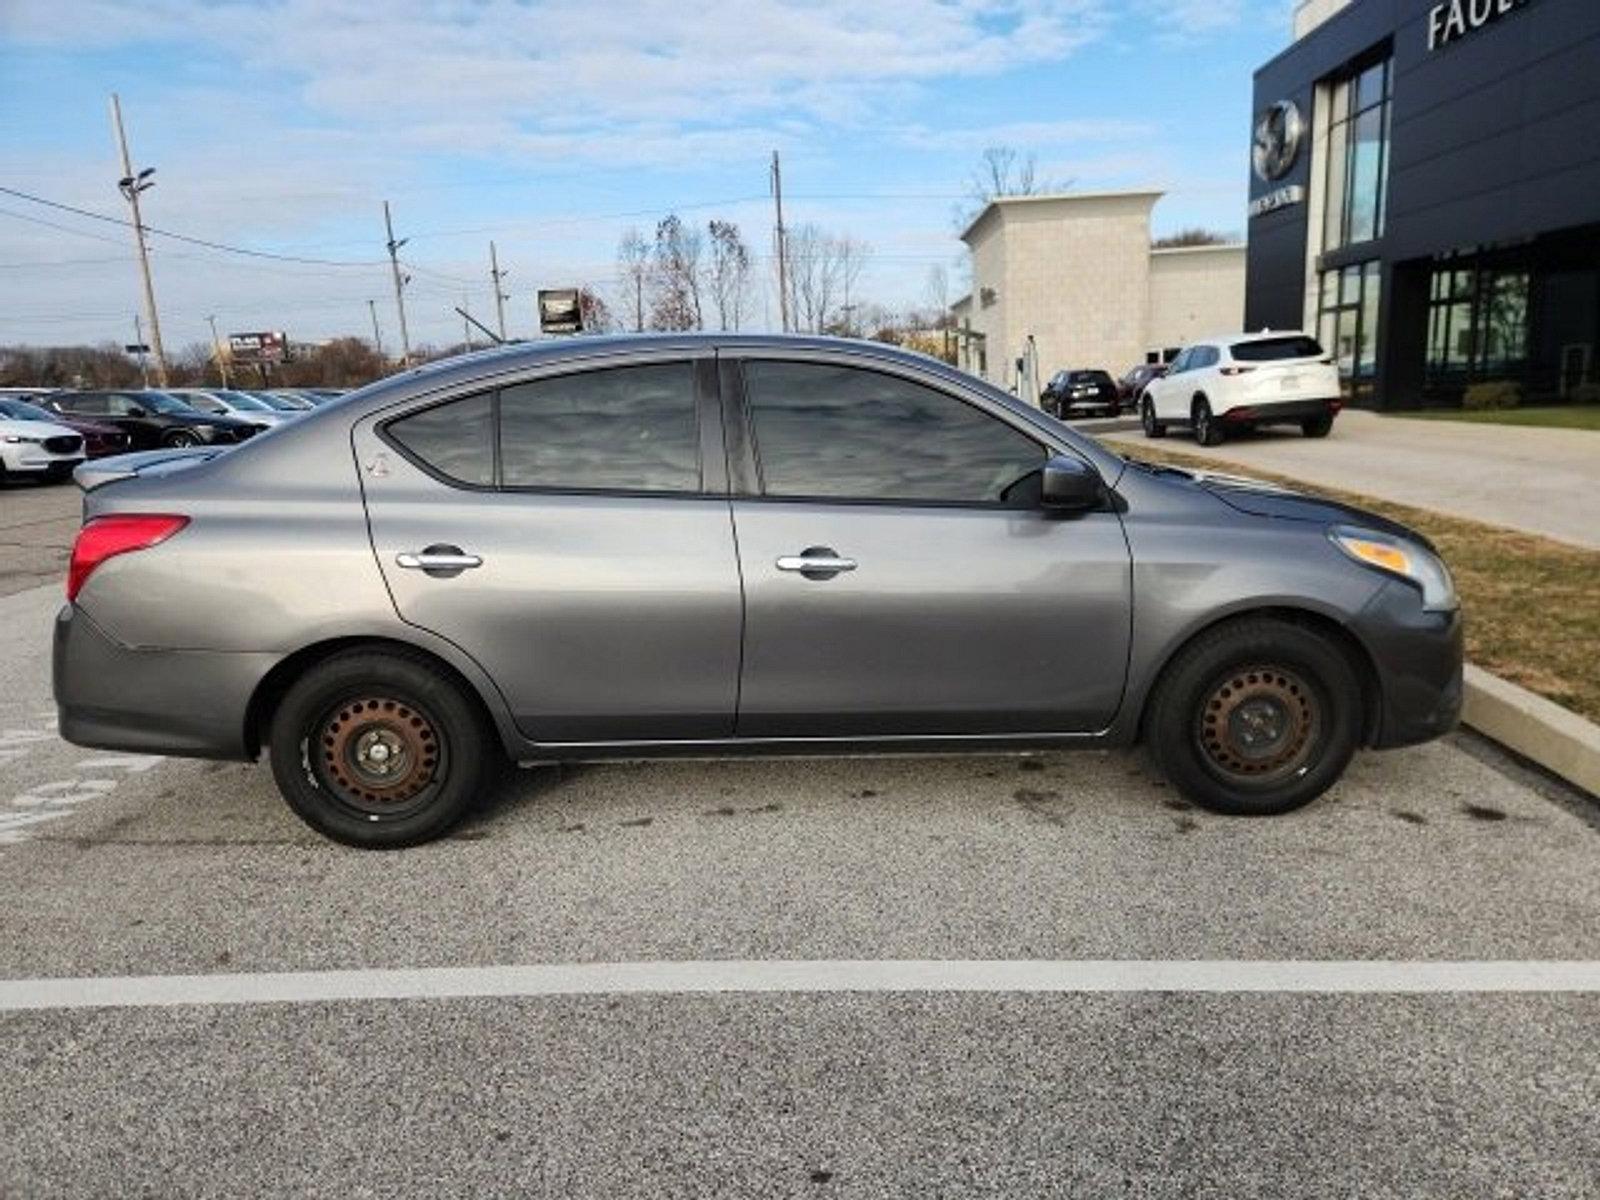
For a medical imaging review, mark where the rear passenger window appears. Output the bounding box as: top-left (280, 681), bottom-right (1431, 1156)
top-left (386, 392), bottom-right (494, 486)
top-left (499, 363), bottom-right (699, 493)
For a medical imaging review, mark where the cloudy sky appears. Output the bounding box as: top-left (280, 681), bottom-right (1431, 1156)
top-left (1, 0), bottom-right (1293, 352)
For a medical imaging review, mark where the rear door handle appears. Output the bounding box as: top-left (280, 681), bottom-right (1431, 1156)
top-left (396, 546), bottom-right (482, 573)
top-left (776, 547), bottom-right (857, 578)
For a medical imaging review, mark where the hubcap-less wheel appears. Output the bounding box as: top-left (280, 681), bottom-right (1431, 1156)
top-left (1197, 665), bottom-right (1320, 786)
top-left (314, 695), bottom-right (443, 816)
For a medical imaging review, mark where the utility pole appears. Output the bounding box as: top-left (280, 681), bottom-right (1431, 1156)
top-left (111, 94), bottom-right (168, 387)
top-left (131, 313), bottom-right (149, 387)
top-left (770, 150), bottom-right (790, 333)
top-left (489, 241), bottom-right (508, 341)
top-left (462, 294), bottom-right (473, 351)
top-left (383, 201), bottom-right (412, 366)
top-left (206, 314), bottom-right (231, 387)
top-left (367, 299), bottom-right (384, 358)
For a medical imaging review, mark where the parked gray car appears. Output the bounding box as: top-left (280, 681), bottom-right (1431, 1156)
top-left (54, 334), bottom-right (1462, 847)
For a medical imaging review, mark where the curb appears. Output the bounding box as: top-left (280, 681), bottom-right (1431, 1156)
top-left (1462, 664), bottom-right (1600, 800)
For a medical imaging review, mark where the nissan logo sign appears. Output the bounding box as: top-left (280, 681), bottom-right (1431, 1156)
top-left (1252, 100), bottom-right (1304, 183)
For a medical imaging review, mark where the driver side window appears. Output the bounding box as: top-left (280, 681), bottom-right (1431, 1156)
top-left (743, 360), bottom-right (1047, 507)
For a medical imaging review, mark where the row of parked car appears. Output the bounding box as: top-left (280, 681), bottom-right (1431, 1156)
top-left (0, 387), bottom-right (346, 484)
top-left (1039, 330), bottom-right (1343, 445)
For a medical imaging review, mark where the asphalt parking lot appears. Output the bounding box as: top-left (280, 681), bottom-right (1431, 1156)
top-left (4, 479), bottom-right (1600, 1196)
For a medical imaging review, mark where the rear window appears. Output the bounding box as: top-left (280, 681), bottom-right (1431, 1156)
top-left (1068, 371), bottom-right (1114, 385)
top-left (1231, 336), bottom-right (1324, 362)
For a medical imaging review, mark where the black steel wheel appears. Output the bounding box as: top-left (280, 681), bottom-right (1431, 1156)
top-left (268, 648), bottom-right (499, 848)
top-left (1145, 617), bottom-right (1361, 816)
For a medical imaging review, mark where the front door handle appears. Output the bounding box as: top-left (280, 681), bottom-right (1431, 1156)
top-left (776, 547), bottom-right (857, 579)
top-left (396, 545), bottom-right (483, 575)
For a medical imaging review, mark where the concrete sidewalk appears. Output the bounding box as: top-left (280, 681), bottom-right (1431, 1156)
top-left (1104, 410), bottom-right (1600, 550)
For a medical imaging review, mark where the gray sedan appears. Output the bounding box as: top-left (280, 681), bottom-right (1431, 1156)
top-left (53, 335), bottom-right (1462, 848)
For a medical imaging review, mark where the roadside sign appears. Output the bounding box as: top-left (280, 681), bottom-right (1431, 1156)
top-left (538, 289), bottom-right (582, 334)
top-left (227, 331), bottom-right (290, 363)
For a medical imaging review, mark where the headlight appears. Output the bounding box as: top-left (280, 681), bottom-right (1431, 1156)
top-left (3, 434), bottom-right (45, 444)
top-left (1329, 525), bottom-right (1458, 612)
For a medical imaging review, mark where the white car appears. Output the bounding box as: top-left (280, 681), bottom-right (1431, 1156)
top-left (0, 412), bottom-right (85, 483)
top-left (1140, 331), bottom-right (1342, 446)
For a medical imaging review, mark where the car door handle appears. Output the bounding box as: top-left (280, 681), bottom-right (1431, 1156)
top-left (776, 549), bottom-right (857, 577)
top-left (396, 549), bottom-right (483, 571)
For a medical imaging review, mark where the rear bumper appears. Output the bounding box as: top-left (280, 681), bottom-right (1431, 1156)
top-left (53, 603), bottom-right (272, 760)
top-left (1351, 580), bottom-right (1464, 750)
top-left (1220, 398), bottom-right (1340, 424)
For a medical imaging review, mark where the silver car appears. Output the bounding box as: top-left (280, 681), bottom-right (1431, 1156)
top-left (54, 335), bottom-right (1462, 848)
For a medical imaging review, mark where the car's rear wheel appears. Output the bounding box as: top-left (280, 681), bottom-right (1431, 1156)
top-left (1302, 413), bottom-right (1335, 438)
top-left (163, 429), bottom-right (200, 448)
top-left (268, 649), bottom-right (499, 848)
top-left (1141, 397), bottom-right (1167, 438)
top-left (1193, 398), bottom-right (1224, 446)
top-left (1144, 617), bottom-right (1361, 816)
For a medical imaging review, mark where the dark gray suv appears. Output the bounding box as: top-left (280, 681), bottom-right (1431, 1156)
top-left (53, 335), bottom-right (1462, 847)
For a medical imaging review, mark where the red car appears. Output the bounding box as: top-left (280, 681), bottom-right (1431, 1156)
top-left (0, 396), bottom-right (130, 458)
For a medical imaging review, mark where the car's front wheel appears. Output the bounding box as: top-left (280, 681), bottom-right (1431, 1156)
top-left (1141, 397), bottom-right (1167, 438)
top-left (268, 648), bottom-right (500, 848)
top-left (163, 429), bottom-right (200, 448)
top-left (1144, 617), bottom-right (1361, 816)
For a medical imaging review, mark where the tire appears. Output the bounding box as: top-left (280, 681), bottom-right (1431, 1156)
top-left (163, 429), bottom-right (201, 449)
top-left (1144, 617), bottom-right (1361, 817)
top-left (1302, 414), bottom-right (1335, 438)
top-left (1104, 404), bottom-right (1120, 419)
top-left (1141, 397), bottom-right (1167, 438)
top-left (267, 648), bottom-right (500, 848)
top-left (1193, 397), bottom-right (1224, 446)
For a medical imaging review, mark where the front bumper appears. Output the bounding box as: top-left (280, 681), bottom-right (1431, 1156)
top-left (53, 603), bottom-right (274, 760)
top-left (2, 450), bottom-right (84, 475)
top-left (1351, 579), bottom-right (1464, 750)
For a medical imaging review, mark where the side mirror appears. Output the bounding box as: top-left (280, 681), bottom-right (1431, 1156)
top-left (1040, 455), bottom-right (1103, 513)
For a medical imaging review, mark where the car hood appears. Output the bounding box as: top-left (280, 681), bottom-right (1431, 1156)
top-left (1184, 468), bottom-right (1434, 549)
top-left (0, 416), bottom-right (80, 440)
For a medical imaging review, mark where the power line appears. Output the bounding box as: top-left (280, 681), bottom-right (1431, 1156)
top-left (0, 184), bottom-right (386, 267)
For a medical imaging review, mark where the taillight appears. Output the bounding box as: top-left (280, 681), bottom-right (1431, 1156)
top-left (67, 514), bottom-right (189, 601)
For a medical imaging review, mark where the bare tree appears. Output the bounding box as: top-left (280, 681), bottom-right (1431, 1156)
top-left (956, 144), bottom-right (1067, 230)
top-left (616, 227), bottom-right (651, 333)
top-left (787, 224), bottom-right (873, 335)
top-left (648, 214), bottom-right (704, 331)
top-left (578, 287), bottom-right (615, 335)
top-left (1152, 227), bottom-right (1237, 249)
top-left (706, 220), bottom-right (752, 332)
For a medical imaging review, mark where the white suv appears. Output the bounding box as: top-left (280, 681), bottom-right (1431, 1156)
top-left (1140, 332), bottom-right (1342, 446)
top-left (0, 409), bottom-right (85, 483)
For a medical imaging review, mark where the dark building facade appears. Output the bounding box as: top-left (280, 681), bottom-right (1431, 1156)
top-left (1246, 0), bottom-right (1600, 408)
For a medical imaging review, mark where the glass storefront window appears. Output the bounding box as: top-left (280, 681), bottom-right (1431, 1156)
top-left (1322, 56), bottom-right (1391, 252)
top-left (1318, 260), bottom-right (1383, 402)
top-left (1426, 263), bottom-right (1530, 380)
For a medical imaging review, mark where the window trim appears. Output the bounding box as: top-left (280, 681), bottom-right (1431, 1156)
top-left (376, 356), bottom-right (718, 499)
top-left (731, 354), bottom-right (1054, 512)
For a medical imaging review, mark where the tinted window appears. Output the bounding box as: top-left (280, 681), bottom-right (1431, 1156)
top-left (745, 360), bottom-right (1045, 505)
top-left (54, 394), bottom-right (101, 415)
top-left (1231, 335), bottom-right (1325, 362)
top-left (387, 392), bottom-right (494, 486)
top-left (1169, 350), bottom-right (1191, 374)
top-left (499, 363), bottom-right (699, 493)
top-left (1068, 371), bottom-right (1114, 386)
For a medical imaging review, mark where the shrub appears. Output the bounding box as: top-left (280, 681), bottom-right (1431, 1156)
top-left (1462, 381), bottom-right (1522, 411)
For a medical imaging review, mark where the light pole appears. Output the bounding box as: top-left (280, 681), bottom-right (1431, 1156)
top-left (206, 315), bottom-right (231, 388)
top-left (111, 93), bottom-right (169, 387)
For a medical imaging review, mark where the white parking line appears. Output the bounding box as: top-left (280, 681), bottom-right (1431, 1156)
top-left (4, 959), bottom-right (1600, 1011)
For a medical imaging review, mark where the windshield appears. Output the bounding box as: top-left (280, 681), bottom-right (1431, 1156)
top-left (1069, 371), bottom-right (1113, 385)
top-left (138, 392), bottom-right (202, 414)
top-left (253, 392), bottom-right (304, 410)
top-left (1231, 335), bottom-right (1324, 362)
top-left (212, 392), bottom-right (274, 411)
top-left (0, 399), bottom-right (55, 422)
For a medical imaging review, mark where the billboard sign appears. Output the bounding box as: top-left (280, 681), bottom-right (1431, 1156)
top-left (537, 289), bottom-right (583, 335)
top-left (228, 331), bottom-right (290, 363)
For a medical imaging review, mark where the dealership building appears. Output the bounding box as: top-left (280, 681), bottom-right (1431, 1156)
top-left (951, 191), bottom-right (1246, 393)
top-left (1248, 0), bottom-right (1600, 408)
